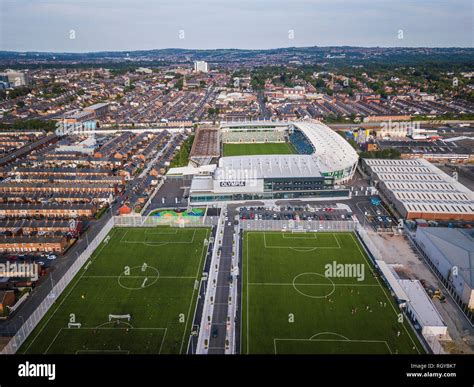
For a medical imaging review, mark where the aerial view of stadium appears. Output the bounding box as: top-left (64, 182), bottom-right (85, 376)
top-left (1, 1), bottom-right (472, 384)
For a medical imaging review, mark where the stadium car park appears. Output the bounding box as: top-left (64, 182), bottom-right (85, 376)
top-left (355, 198), bottom-right (397, 230)
top-left (239, 205), bottom-right (352, 222)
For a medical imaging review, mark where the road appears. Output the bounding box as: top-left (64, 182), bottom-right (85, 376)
top-left (257, 91), bottom-right (271, 120)
top-left (327, 120), bottom-right (474, 130)
top-left (208, 205), bottom-right (237, 354)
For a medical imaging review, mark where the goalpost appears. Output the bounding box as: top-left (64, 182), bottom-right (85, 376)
top-left (108, 314), bottom-right (131, 322)
top-left (291, 229), bottom-right (307, 233)
top-left (68, 323), bottom-right (82, 328)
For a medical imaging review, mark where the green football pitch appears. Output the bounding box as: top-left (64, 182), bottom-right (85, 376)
top-left (20, 227), bottom-right (210, 354)
top-left (223, 142), bottom-right (296, 156)
top-left (242, 231), bottom-right (424, 354)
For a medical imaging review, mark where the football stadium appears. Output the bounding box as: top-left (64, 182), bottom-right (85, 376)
top-left (169, 120), bottom-right (359, 204)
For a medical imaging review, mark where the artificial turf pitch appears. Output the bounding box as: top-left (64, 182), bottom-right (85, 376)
top-left (223, 142), bottom-right (296, 156)
top-left (20, 227), bottom-right (210, 354)
top-left (242, 231), bottom-right (424, 354)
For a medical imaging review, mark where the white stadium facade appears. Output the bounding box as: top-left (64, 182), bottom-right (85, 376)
top-left (169, 120), bottom-right (359, 204)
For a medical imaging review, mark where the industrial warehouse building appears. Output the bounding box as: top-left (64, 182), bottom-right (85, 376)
top-left (170, 120), bottom-right (359, 204)
top-left (362, 158), bottom-right (474, 221)
top-left (414, 227), bottom-right (474, 309)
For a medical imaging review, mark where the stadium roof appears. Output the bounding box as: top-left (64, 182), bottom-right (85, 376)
top-left (217, 155), bottom-right (322, 179)
top-left (190, 126), bottom-right (220, 158)
top-left (416, 227), bottom-right (474, 288)
top-left (217, 120), bottom-right (359, 176)
top-left (167, 164), bottom-right (216, 177)
top-left (292, 121), bottom-right (359, 173)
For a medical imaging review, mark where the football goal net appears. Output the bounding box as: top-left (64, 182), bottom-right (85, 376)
top-left (68, 323), bottom-right (82, 328)
top-left (108, 314), bottom-right (131, 322)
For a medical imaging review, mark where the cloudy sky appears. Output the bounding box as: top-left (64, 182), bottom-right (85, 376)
top-left (0, 0), bottom-right (472, 52)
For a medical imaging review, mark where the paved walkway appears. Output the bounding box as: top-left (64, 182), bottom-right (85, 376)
top-left (208, 205), bottom-right (238, 354)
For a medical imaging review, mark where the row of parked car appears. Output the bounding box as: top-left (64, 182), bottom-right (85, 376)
top-left (2, 253), bottom-right (57, 266)
top-left (239, 205), bottom-right (349, 222)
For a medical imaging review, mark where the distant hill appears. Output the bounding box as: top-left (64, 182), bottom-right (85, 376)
top-left (0, 46), bottom-right (473, 68)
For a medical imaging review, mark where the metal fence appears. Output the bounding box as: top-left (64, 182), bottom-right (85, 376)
top-left (196, 208), bottom-right (226, 354)
top-left (240, 219), bottom-right (357, 232)
top-left (355, 224), bottom-right (383, 263)
top-left (140, 179), bottom-right (164, 216)
top-left (1, 217), bottom-right (115, 354)
top-left (114, 215), bottom-right (219, 228)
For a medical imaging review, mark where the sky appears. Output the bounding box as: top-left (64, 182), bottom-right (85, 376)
top-left (0, 0), bottom-right (472, 52)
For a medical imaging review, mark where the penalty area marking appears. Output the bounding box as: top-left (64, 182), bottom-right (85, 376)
top-left (144, 228), bottom-right (179, 235)
top-left (281, 233), bottom-right (317, 239)
top-left (273, 335), bottom-right (392, 355)
top-left (262, 232), bottom-right (341, 250)
top-left (119, 229), bottom-right (197, 247)
top-left (75, 350), bottom-right (130, 354)
top-left (46, 326), bottom-right (168, 355)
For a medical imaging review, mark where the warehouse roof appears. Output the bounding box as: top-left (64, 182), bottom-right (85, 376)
top-left (364, 158), bottom-right (474, 216)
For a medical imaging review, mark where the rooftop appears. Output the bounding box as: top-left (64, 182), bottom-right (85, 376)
top-left (416, 227), bottom-right (474, 288)
top-left (399, 279), bottom-right (446, 328)
top-left (365, 158), bottom-right (474, 215)
top-left (217, 154), bottom-right (323, 179)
